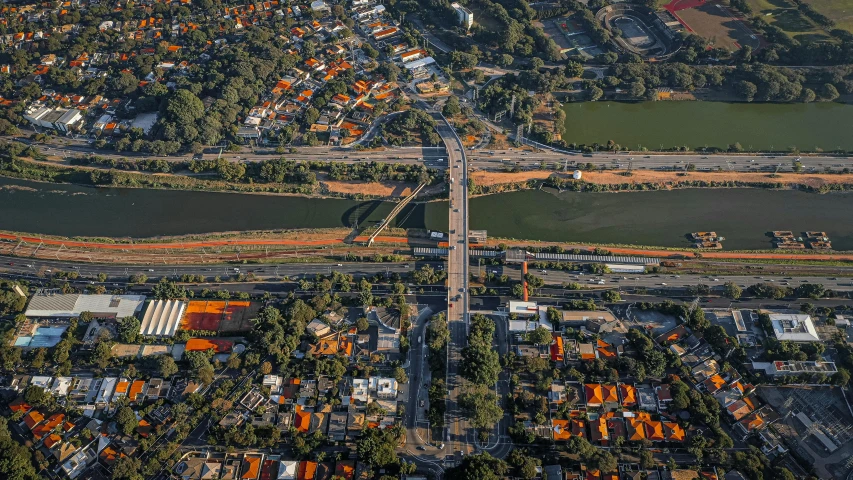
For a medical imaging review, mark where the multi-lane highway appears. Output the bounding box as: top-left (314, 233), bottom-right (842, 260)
top-left (11, 134), bottom-right (853, 174)
top-left (435, 111), bottom-right (473, 463)
top-left (3, 252), bottom-right (852, 294)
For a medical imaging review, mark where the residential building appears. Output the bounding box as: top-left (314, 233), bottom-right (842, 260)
top-left (451, 2), bottom-right (473, 29)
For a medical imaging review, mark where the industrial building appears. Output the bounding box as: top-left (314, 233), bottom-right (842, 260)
top-left (138, 300), bottom-right (187, 337)
top-left (24, 292), bottom-right (146, 319)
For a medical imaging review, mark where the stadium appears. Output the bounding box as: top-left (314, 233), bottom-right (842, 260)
top-left (596, 4), bottom-right (682, 59)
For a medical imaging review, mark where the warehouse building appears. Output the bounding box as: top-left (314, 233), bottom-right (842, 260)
top-left (138, 299), bottom-right (187, 337)
top-left (25, 292), bottom-right (146, 319)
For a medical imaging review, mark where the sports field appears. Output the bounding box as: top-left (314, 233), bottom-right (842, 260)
top-left (744, 0), bottom-right (831, 41)
top-left (180, 300), bottom-right (258, 333)
top-left (806, 0), bottom-right (853, 32)
top-left (676, 2), bottom-right (762, 50)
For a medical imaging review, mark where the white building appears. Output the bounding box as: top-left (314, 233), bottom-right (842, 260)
top-left (368, 377), bottom-right (398, 399)
top-left (769, 314), bottom-right (819, 342)
top-left (25, 293), bottom-right (145, 319)
top-left (278, 460), bottom-right (299, 479)
top-left (751, 360), bottom-right (837, 376)
top-left (451, 2), bottom-right (473, 30)
top-left (138, 299), bottom-right (186, 337)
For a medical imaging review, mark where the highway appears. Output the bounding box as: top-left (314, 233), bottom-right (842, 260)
top-left (3, 252), bottom-right (853, 294)
top-left (434, 111), bottom-right (473, 464)
top-left (11, 134), bottom-right (853, 174)
top-left (486, 264), bottom-right (853, 292)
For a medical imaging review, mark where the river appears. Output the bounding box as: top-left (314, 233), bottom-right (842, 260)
top-left (562, 101), bottom-right (853, 151)
top-left (2, 177), bottom-right (853, 250)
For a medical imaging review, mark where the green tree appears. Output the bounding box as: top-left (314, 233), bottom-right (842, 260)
top-left (459, 385), bottom-right (504, 430)
top-left (528, 326), bottom-right (552, 345)
top-left (112, 456), bottom-right (144, 480)
top-left (602, 290), bottom-right (621, 302)
top-left (162, 89), bottom-right (205, 128)
top-left (588, 86), bottom-right (603, 101)
top-left (355, 428), bottom-right (398, 467)
top-left (115, 406), bottom-right (138, 436)
top-left (356, 317), bottom-right (369, 332)
top-left (158, 355), bottom-right (179, 378)
top-left (152, 278), bottom-right (186, 299)
top-left (723, 281), bottom-right (742, 299)
top-left (449, 453), bottom-right (508, 480)
top-left (0, 417), bottom-right (38, 480)
top-left (394, 366), bottom-right (408, 384)
top-left (118, 316), bottom-right (140, 343)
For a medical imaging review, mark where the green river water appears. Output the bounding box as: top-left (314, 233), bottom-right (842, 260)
top-left (3, 177), bottom-right (853, 250)
top-left (562, 101), bottom-right (853, 151)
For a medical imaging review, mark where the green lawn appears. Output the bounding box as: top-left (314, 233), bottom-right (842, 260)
top-left (745, 0), bottom-right (831, 42)
top-left (806, 0), bottom-right (853, 33)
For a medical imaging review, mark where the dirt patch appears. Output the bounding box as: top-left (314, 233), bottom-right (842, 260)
top-left (472, 168), bottom-right (853, 190)
top-left (471, 170), bottom-right (554, 186)
top-left (675, 2), bottom-right (761, 51)
top-left (322, 179), bottom-right (415, 197)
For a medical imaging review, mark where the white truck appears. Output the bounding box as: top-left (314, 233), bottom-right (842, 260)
top-left (430, 231), bottom-right (445, 239)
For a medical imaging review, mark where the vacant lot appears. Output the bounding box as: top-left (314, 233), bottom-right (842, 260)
top-left (744, 0), bottom-right (831, 41)
top-left (806, 0), bottom-right (853, 32)
top-left (469, 168), bottom-right (853, 189)
top-left (677, 2), bottom-right (761, 50)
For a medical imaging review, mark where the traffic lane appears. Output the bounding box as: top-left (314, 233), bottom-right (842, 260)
top-left (488, 264), bottom-right (853, 291)
top-left (0, 256), bottom-right (444, 279)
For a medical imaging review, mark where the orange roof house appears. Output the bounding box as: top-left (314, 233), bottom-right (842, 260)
top-left (44, 433), bottom-right (62, 449)
top-left (585, 384), bottom-right (604, 407)
top-left (335, 460), bottom-right (355, 480)
top-left (596, 339), bottom-right (617, 358)
top-left (241, 454), bottom-right (263, 480)
top-left (10, 398), bottom-right (31, 413)
top-left (645, 421), bottom-right (665, 441)
top-left (590, 417), bottom-right (609, 443)
top-left (99, 445), bottom-right (123, 466)
top-left (664, 422), bottom-right (685, 442)
top-left (738, 411), bottom-right (765, 434)
top-left (295, 408), bottom-right (311, 433)
top-left (551, 335), bottom-right (564, 362)
top-left (627, 417), bottom-right (646, 441)
top-left (703, 374), bottom-right (726, 394)
top-left (602, 385), bottom-right (618, 404)
top-left (571, 419), bottom-right (586, 438)
top-left (552, 419), bottom-right (571, 441)
top-left (129, 380), bottom-right (146, 403)
top-left (619, 384), bottom-right (637, 407)
top-left (727, 400), bottom-right (753, 421)
top-left (23, 411), bottom-right (44, 430)
top-left (33, 413), bottom-right (64, 440)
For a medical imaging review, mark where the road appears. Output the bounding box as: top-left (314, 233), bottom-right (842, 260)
top-left (11, 134), bottom-right (853, 174)
top-left (434, 111), bottom-right (474, 464)
top-left (0, 254), bottom-right (430, 281)
top-left (487, 264), bottom-right (853, 292)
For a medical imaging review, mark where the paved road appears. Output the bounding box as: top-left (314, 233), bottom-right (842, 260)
top-left (0, 254), bottom-right (435, 282)
top-left (11, 135), bottom-right (853, 174)
top-left (488, 264), bottom-right (853, 291)
top-left (434, 111), bottom-right (474, 463)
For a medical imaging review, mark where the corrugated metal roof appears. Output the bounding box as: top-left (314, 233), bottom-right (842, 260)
top-left (25, 294), bottom-right (145, 318)
top-left (139, 300), bottom-right (186, 337)
top-left (26, 293), bottom-right (79, 315)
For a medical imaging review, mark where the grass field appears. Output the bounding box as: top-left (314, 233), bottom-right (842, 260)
top-left (805, 0), bottom-right (853, 33)
top-left (744, 0), bottom-right (831, 41)
top-left (677, 2), bottom-right (761, 50)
